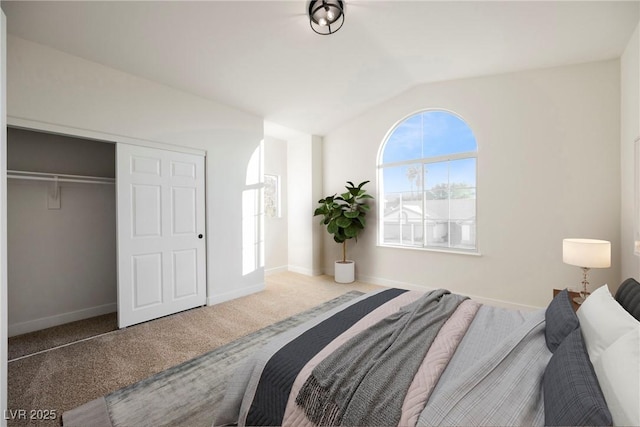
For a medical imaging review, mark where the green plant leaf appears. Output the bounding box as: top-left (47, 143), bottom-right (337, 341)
top-left (315, 180), bottom-right (372, 248)
top-left (336, 216), bottom-right (352, 228)
top-left (344, 225), bottom-right (359, 238)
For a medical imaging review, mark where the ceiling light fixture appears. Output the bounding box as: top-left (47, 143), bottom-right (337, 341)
top-left (309, 0), bottom-right (345, 35)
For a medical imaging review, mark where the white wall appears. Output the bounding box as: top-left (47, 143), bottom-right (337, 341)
top-left (8, 181), bottom-right (116, 335)
top-left (8, 128), bottom-right (115, 176)
top-left (6, 36), bottom-right (265, 306)
top-left (287, 134), bottom-right (323, 275)
top-left (323, 60), bottom-right (621, 309)
top-left (621, 22), bottom-right (640, 282)
top-left (264, 136), bottom-right (288, 274)
top-left (7, 129), bottom-right (117, 336)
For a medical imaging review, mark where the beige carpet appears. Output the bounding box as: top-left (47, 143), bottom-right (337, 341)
top-left (7, 272), bottom-right (381, 426)
top-left (9, 313), bottom-right (117, 361)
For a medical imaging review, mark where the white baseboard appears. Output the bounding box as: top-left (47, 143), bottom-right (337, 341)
top-left (8, 302), bottom-right (117, 337)
top-left (207, 282), bottom-right (265, 306)
top-left (463, 294), bottom-right (541, 312)
top-left (287, 265), bottom-right (323, 276)
top-left (265, 265), bottom-right (288, 276)
top-left (357, 274), bottom-right (426, 291)
top-left (358, 274), bottom-right (542, 312)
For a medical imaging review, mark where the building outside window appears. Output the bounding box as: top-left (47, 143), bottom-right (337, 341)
top-left (378, 110), bottom-right (478, 252)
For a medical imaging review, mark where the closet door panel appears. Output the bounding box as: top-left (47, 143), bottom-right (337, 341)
top-left (172, 249), bottom-right (198, 299)
top-left (171, 187), bottom-right (196, 235)
top-left (117, 143), bottom-right (206, 328)
top-left (131, 155), bottom-right (161, 176)
top-left (132, 253), bottom-right (163, 308)
top-left (132, 185), bottom-right (162, 237)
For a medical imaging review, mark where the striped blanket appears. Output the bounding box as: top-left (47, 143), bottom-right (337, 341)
top-left (215, 288), bottom-right (550, 427)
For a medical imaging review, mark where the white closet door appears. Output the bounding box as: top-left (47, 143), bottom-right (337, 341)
top-left (117, 143), bottom-right (206, 328)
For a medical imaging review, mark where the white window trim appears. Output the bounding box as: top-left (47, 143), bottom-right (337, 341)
top-left (378, 243), bottom-right (482, 256)
top-left (378, 150), bottom-right (477, 170)
top-left (377, 110), bottom-right (478, 254)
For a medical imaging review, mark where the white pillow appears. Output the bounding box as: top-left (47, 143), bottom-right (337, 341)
top-left (593, 328), bottom-right (640, 427)
top-left (577, 284), bottom-right (639, 363)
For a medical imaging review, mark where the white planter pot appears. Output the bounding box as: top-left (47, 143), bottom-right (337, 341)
top-left (334, 260), bottom-right (355, 283)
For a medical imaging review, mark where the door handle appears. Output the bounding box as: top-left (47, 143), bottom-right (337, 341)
top-left (198, 234), bottom-right (203, 239)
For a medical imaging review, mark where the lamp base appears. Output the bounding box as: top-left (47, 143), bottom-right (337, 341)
top-left (573, 295), bottom-right (586, 305)
top-left (573, 266), bottom-right (591, 306)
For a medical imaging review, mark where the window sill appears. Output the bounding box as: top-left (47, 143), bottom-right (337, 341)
top-left (378, 244), bottom-right (482, 257)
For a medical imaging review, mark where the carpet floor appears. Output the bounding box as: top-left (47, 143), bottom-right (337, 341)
top-left (9, 313), bottom-right (117, 361)
top-left (7, 272), bottom-right (381, 426)
top-left (63, 291), bottom-right (365, 427)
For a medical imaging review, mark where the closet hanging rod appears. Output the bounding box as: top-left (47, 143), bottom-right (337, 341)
top-left (7, 170), bottom-right (115, 185)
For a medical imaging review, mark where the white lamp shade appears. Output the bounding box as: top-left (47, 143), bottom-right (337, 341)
top-left (563, 238), bottom-right (611, 268)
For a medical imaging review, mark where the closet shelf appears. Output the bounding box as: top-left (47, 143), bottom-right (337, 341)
top-left (7, 170), bottom-right (115, 185)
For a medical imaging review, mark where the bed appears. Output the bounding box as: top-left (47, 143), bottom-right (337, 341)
top-left (215, 279), bottom-right (640, 427)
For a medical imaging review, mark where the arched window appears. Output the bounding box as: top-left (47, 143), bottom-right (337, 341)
top-left (378, 110), bottom-right (477, 252)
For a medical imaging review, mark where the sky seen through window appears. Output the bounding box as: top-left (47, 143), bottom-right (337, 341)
top-left (382, 111), bottom-right (477, 193)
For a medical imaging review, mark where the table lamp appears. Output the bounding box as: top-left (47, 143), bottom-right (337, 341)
top-left (563, 238), bottom-right (611, 304)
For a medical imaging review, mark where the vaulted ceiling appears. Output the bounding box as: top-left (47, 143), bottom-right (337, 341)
top-left (2, 1), bottom-right (638, 136)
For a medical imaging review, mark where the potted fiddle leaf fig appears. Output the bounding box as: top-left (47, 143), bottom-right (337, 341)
top-left (314, 180), bottom-right (373, 283)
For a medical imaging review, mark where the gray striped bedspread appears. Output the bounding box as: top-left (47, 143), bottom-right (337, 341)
top-left (214, 288), bottom-right (551, 427)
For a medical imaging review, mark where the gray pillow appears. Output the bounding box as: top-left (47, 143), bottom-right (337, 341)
top-left (615, 278), bottom-right (640, 321)
top-left (545, 289), bottom-right (579, 352)
top-left (543, 328), bottom-right (612, 426)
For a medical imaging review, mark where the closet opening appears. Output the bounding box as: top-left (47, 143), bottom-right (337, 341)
top-left (6, 127), bottom-right (117, 338)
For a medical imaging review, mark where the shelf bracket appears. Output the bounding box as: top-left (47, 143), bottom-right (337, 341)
top-left (47, 176), bottom-right (61, 210)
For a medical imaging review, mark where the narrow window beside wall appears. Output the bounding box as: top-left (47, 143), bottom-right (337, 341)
top-left (243, 141), bottom-right (265, 275)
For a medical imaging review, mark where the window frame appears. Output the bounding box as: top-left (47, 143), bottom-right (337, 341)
top-left (377, 109), bottom-right (479, 255)
top-left (264, 173), bottom-right (281, 219)
top-left (242, 141), bottom-right (265, 276)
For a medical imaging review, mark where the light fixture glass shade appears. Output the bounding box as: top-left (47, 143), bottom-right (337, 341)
top-left (563, 238), bottom-right (611, 268)
top-left (309, 0), bottom-right (345, 35)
